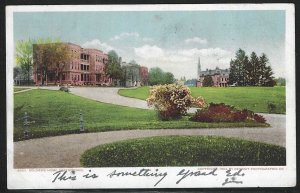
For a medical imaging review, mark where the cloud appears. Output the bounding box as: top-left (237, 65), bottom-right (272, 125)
top-left (134, 45), bottom-right (164, 59)
top-left (133, 44), bottom-right (233, 79)
top-left (184, 37), bottom-right (207, 45)
top-left (82, 39), bottom-right (114, 52)
top-left (110, 32), bottom-right (140, 41)
top-left (142, 37), bottom-right (154, 42)
top-left (178, 47), bottom-right (231, 58)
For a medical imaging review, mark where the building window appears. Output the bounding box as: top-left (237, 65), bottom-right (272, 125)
top-left (81, 64), bottom-right (83, 70)
top-left (87, 65), bottom-right (89, 71)
top-left (81, 74), bottom-right (83, 81)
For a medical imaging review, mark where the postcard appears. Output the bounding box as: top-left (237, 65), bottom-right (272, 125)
top-left (6, 4), bottom-right (295, 189)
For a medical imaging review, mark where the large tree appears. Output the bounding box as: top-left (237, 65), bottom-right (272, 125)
top-left (148, 67), bottom-right (164, 85)
top-left (164, 72), bottom-right (175, 84)
top-left (16, 38), bottom-right (62, 85)
top-left (15, 39), bottom-right (35, 85)
top-left (259, 53), bottom-right (275, 86)
top-left (202, 75), bottom-right (213, 87)
top-left (235, 48), bottom-right (248, 86)
top-left (259, 54), bottom-right (275, 87)
top-left (106, 50), bottom-right (123, 84)
top-left (229, 59), bottom-right (238, 85)
top-left (247, 52), bottom-right (260, 86)
top-left (148, 67), bottom-right (175, 85)
top-left (33, 43), bottom-right (71, 85)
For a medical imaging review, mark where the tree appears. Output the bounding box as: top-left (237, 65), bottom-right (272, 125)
top-left (13, 66), bottom-right (23, 85)
top-left (275, 77), bottom-right (286, 86)
top-left (15, 39), bottom-right (35, 85)
top-left (229, 49), bottom-right (275, 87)
top-left (234, 48), bottom-right (247, 86)
top-left (229, 59), bottom-right (238, 85)
top-left (148, 67), bottom-right (175, 85)
top-left (106, 50), bottom-right (123, 84)
top-left (248, 52), bottom-right (260, 86)
top-left (164, 72), bottom-right (175, 84)
top-left (262, 65), bottom-right (276, 86)
top-left (13, 66), bottom-right (21, 80)
top-left (202, 76), bottom-right (213, 87)
top-left (148, 67), bottom-right (164, 85)
top-left (33, 43), bottom-right (71, 85)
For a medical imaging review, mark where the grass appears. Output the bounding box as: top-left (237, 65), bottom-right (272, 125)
top-left (14, 89), bottom-right (268, 141)
top-left (80, 136), bottom-right (286, 167)
top-left (118, 86), bottom-right (286, 114)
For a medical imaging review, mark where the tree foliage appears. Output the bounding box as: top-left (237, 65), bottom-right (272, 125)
top-left (33, 42), bottom-right (71, 85)
top-left (15, 39), bottom-right (35, 85)
top-left (15, 38), bottom-right (63, 85)
top-left (148, 67), bottom-right (175, 85)
top-left (275, 77), bottom-right (286, 86)
top-left (229, 49), bottom-right (275, 87)
top-left (106, 50), bottom-right (123, 82)
top-left (202, 76), bottom-right (213, 87)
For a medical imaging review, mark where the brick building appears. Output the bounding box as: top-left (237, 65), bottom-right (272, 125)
top-left (33, 42), bottom-right (113, 86)
top-left (139, 66), bottom-right (149, 86)
top-left (196, 57), bottom-right (230, 87)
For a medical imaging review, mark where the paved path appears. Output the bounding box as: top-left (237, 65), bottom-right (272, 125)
top-left (70, 87), bottom-right (149, 109)
top-left (13, 86), bottom-right (286, 168)
top-left (14, 88), bottom-right (33, 94)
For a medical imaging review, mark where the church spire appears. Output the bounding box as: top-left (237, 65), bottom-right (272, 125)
top-left (197, 57), bottom-right (201, 77)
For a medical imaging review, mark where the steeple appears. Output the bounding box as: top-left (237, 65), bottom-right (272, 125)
top-left (197, 57), bottom-right (201, 77)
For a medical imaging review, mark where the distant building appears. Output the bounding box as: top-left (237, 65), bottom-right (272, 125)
top-left (122, 62), bottom-right (141, 87)
top-left (196, 57), bottom-right (230, 87)
top-left (121, 62), bottom-right (149, 87)
top-left (33, 42), bottom-right (112, 86)
top-left (139, 66), bottom-right (149, 86)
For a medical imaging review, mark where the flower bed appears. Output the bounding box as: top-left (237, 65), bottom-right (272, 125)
top-left (190, 103), bottom-right (266, 123)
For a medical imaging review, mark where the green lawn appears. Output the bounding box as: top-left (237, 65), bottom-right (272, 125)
top-left (118, 86), bottom-right (286, 114)
top-left (14, 89), bottom-right (268, 141)
top-left (80, 136), bottom-right (286, 167)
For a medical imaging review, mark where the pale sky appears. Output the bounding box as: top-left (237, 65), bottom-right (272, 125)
top-left (14, 10), bottom-right (286, 79)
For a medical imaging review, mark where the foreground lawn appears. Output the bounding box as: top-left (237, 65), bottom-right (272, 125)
top-left (80, 136), bottom-right (286, 167)
top-left (14, 90), bottom-right (268, 141)
top-left (118, 86), bottom-right (286, 114)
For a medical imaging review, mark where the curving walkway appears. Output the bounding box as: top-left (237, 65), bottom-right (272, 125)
top-left (70, 87), bottom-right (149, 109)
top-left (13, 86), bottom-right (286, 168)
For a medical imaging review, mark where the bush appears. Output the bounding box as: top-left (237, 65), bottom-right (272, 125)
top-left (59, 86), bottom-right (69, 92)
top-left (147, 84), bottom-right (195, 120)
top-left (80, 136), bottom-right (286, 167)
top-left (190, 103), bottom-right (266, 123)
top-left (267, 102), bottom-right (276, 113)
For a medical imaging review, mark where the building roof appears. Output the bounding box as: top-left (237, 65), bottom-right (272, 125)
top-left (199, 67), bottom-right (229, 76)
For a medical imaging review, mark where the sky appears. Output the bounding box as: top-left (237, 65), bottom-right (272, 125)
top-left (13, 10), bottom-right (286, 79)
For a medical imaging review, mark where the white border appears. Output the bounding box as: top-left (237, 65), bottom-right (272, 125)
top-left (6, 4), bottom-right (296, 189)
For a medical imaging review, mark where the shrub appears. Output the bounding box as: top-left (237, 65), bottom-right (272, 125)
top-left (80, 136), bottom-right (286, 167)
top-left (59, 86), bottom-right (69, 92)
top-left (192, 96), bottom-right (208, 109)
top-left (190, 103), bottom-right (266, 123)
top-left (147, 84), bottom-right (195, 120)
top-left (267, 102), bottom-right (276, 113)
